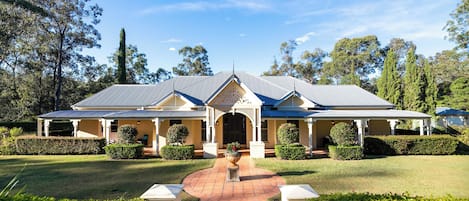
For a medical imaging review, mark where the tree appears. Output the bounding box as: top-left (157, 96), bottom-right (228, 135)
top-left (444, 77), bottom-right (469, 110)
top-left (377, 49), bottom-right (402, 109)
top-left (423, 60), bottom-right (437, 114)
top-left (117, 28), bottom-right (126, 84)
top-left (37, 0), bottom-right (102, 111)
top-left (263, 57), bottom-right (282, 76)
top-left (296, 48), bottom-right (327, 84)
top-left (324, 35), bottom-right (383, 89)
top-left (279, 40), bottom-right (297, 76)
top-left (403, 47), bottom-right (425, 112)
top-left (384, 38), bottom-right (416, 76)
top-left (445, 0), bottom-right (469, 51)
top-left (173, 45), bottom-right (213, 76)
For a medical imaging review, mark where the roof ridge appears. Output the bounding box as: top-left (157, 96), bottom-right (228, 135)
top-left (257, 76), bottom-right (290, 92)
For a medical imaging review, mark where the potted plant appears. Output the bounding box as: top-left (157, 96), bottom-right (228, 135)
top-left (225, 142), bottom-right (241, 167)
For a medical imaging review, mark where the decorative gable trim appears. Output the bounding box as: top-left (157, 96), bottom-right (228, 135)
top-left (150, 91), bottom-right (197, 109)
top-left (206, 76), bottom-right (262, 106)
top-left (274, 90), bottom-right (316, 109)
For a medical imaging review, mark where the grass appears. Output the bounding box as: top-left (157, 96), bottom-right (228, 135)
top-left (0, 155), bottom-right (214, 200)
top-left (255, 155), bottom-right (469, 198)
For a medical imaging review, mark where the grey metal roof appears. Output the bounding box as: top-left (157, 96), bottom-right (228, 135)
top-left (262, 110), bottom-right (430, 119)
top-left (436, 107), bottom-right (469, 116)
top-left (39, 110), bottom-right (206, 119)
top-left (39, 110), bottom-right (117, 119)
top-left (73, 71), bottom-right (394, 109)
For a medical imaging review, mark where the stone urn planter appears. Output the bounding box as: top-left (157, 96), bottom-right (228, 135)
top-left (225, 151), bottom-right (241, 167)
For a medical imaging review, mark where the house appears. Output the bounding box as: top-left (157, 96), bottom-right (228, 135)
top-left (436, 107), bottom-right (469, 127)
top-left (38, 72), bottom-right (431, 158)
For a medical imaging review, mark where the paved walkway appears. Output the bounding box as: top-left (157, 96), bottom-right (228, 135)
top-left (183, 153), bottom-right (286, 201)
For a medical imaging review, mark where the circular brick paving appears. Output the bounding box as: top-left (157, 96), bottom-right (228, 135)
top-left (183, 153), bottom-right (285, 201)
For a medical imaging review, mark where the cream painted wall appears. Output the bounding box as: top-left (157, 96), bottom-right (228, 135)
top-left (77, 120), bottom-right (101, 137)
top-left (118, 120), bottom-right (154, 146)
top-left (368, 120), bottom-right (391, 135)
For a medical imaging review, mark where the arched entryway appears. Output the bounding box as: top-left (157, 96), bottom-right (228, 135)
top-left (222, 113), bottom-right (247, 145)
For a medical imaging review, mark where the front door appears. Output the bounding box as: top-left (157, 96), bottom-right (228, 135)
top-left (223, 113), bottom-right (246, 144)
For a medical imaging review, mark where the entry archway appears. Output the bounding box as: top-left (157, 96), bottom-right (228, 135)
top-left (222, 113), bottom-right (247, 144)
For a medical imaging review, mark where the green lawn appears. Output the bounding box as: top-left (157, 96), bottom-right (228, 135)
top-left (255, 155), bottom-right (469, 198)
top-left (0, 155), bottom-right (214, 200)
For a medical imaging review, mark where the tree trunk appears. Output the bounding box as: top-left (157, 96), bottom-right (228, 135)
top-left (54, 32), bottom-right (65, 111)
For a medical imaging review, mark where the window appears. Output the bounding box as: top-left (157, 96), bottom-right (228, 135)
top-left (261, 120), bottom-right (268, 142)
top-left (111, 120), bottom-right (118, 132)
top-left (287, 120), bottom-right (299, 128)
top-left (169, 120), bottom-right (182, 126)
top-left (201, 120), bottom-right (207, 142)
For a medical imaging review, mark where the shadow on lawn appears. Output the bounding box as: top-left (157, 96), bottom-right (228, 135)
top-left (277, 170), bottom-right (316, 176)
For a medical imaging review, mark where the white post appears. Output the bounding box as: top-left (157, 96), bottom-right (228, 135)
top-left (354, 120), bottom-right (365, 147)
top-left (71, 119), bottom-right (80, 137)
top-left (105, 120), bottom-right (113, 145)
top-left (37, 119), bottom-right (43, 136)
top-left (419, 119), bottom-right (424, 136)
top-left (205, 108), bottom-right (210, 142)
top-left (152, 118), bottom-right (160, 156)
top-left (100, 119), bottom-right (107, 143)
top-left (211, 108), bottom-right (216, 143)
top-left (257, 108), bottom-right (262, 142)
top-left (387, 119), bottom-right (398, 135)
top-left (252, 108), bottom-right (257, 142)
top-left (425, 119), bottom-right (431, 136)
top-left (306, 119), bottom-right (315, 157)
top-left (44, 119), bottom-right (51, 137)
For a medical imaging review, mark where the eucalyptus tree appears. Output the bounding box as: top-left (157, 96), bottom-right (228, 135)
top-left (173, 45), bottom-right (213, 76)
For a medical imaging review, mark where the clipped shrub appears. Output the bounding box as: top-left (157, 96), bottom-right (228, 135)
top-left (364, 135), bottom-right (459, 155)
top-left (161, 144), bottom-right (195, 160)
top-left (330, 122), bottom-right (357, 146)
top-left (0, 126), bottom-right (8, 138)
top-left (0, 137), bottom-right (16, 155)
top-left (15, 136), bottom-right (105, 154)
top-left (167, 124), bottom-right (189, 144)
top-left (9, 127), bottom-right (23, 137)
top-left (328, 145), bottom-right (363, 160)
top-left (457, 133), bottom-right (469, 154)
top-left (277, 123), bottom-right (299, 145)
top-left (274, 144), bottom-right (306, 160)
top-left (104, 143), bottom-right (144, 159)
top-left (117, 124), bottom-right (138, 144)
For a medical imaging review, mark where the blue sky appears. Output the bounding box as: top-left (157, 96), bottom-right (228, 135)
top-left (84, 0), bottom-right (457, 75)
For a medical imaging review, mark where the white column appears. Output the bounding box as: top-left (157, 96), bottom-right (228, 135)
top-left (419, 119), bottom-right (424, 136)
top-left (205, 107), bottom-right (210, 142)
top-left (306, 119), bottom-right (315, 157)
top-left (152, 118), bottom-right (160, 156)
top-left (425, 119), bottom-right (431, 136)
top-left (387, 119), bottom-right (398, 135)
top-left (37, 119), bottom-right (43, 136)
top-left (211, 108), bottom-right (216, 143)
top-left (100, 119), bottom-right (106, 143)
top-left (102, 119), bottom-right (113, 145)
top-left (257, 108), bottom-right (262, 142)
top-left (252, 108), bottom-right (257, 142)
top-left (44, 119), bottom-right (51, 137)
top-left (71, 119), bottom-right (80, 137)
top-left (354, 120), bottom-right (365, 147)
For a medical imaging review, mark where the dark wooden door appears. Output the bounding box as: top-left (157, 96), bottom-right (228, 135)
top-left (223, 113), bottom-right (246, 144)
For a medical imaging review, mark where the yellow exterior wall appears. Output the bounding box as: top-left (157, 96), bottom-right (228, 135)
top-left (368, 120), bottom-right (391, 135)
top-left (118, 120), bottom-right (154, 147)
top-left (315, 120), bottom-right (352, 147)
top-left (78, 120), bottom-right (101, 137)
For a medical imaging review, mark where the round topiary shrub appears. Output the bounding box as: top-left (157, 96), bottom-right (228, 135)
top-left (117, 124), bottom-right (138, 144)
top-left (277, 123), bottom-right (299, 145)
top-left (330, 122), bottom-right (357, 146)
top-left (167, 124), bottom-right (189, 145)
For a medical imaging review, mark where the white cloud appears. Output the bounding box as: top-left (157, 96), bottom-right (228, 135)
top-left (239, 33), bottom-right (247, 37)
top-left (168, 47), bottom-right (176, 51)
top-left (295, 32), bottom-right (317, 45)
top-left (141, 0), bottom-right (271, 15)
top-left (160, 38), bottom-right (182, 43)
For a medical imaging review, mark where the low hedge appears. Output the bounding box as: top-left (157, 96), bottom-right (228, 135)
top-left (104, 143), bottom-right (144, 159)
top-left (15, 136), bottom-right (105, 154)
top-left (328, 145), bottom-right (363, 160)
top-left (161, 144), bottom-right (195, 160)
top-left (364, 135), bottom-right (459, 155)
top-left (274, 144), bottom-right (306, 160)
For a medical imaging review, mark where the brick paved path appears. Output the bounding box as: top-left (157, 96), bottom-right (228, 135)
top-left (183, 153), bottom-right (285, 201)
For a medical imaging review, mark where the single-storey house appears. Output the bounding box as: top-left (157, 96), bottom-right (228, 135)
top-left (38, 72), bottom-right (431, 158)
top-left (436, 107), bottom-right (469, 127)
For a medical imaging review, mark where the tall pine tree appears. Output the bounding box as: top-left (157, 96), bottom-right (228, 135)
top-left (377, 49), bottom-right (402, 109)
top-left (117, 28), bottom-right (126, 84)
top-left (403, 47), bottom-right (424, 112)
top-left (423, 59), bottom-right (437, 114)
